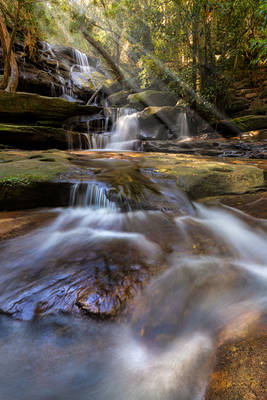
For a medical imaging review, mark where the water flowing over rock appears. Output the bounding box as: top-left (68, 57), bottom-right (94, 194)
top-left (70, 182), bottom-right (117, 209)
top-left (0, 200), bottom-right (266, 400)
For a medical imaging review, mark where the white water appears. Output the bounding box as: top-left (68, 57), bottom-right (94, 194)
top-left (177, 110), bottom-right (190, 138)
top-left (70, 49), bottom-right (97, 91)
top-left (107, 108), bottom-right (140, 150)
top-left (70, 107), bottom-right (193, 151)
top-left (0, 202), bottom-right (266, 399)
top-left (70, 182), bottom-right (117, 209)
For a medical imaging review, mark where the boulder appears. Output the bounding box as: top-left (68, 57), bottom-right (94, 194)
top-left (107, 90), bottom-right (133, 107)
top-left (0, 150), bottom-right (72, 210)
top-left (127, 90), bottom-right (178, 110)
top-left (102, 79), bottom-right (122, 95)
top-left (0, 91), bottom-right (101, 122)
top-left (218, 115), bottom-right (267, 137)
top-left (140, 153), bottom-right (265, 199)
top-left (225, 97), bottom-right (250, 115)
top-left (137, 106), bottom-right (205, 140)
top-left (232, 115), bottom-right (267, 131)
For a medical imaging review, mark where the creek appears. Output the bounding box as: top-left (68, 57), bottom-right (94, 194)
top-left (0, 92), bottom-right (266, 400)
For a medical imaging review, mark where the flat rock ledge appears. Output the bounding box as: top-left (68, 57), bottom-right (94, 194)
top-left (0, 124), bottom-right (83, 150)
top-left (0, 91), bottom-right (101, 122)
top-left (0, 150), bottom-right (265, 211)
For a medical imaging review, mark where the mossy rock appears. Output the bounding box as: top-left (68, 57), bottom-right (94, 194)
top-left (0, 91), bottom-right (101, 123)
top-left (0, 124), bottom-right (82, 150)
top-left (232, 115), bottom-right (267, 131)
top-left (102, 79), bottom-right (122, 96)
top-left (217, 115), bottom-right (267, 137)
top-left (0, 150), bottom-right (72, 210)
top-left (142, 154), bottom-right (265, 199)
top-left (107, 90), bottom-right (133, 107)
top-left (86, 71), bottom-right (109, 91)
top-left (127, 90), bottom-right (178, 110)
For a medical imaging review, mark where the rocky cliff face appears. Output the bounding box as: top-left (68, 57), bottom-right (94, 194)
top-left (0, 39), bottom-right (109, 103)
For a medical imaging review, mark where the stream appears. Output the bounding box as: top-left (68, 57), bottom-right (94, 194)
top-left (0, 113), bottom-right (266, 400)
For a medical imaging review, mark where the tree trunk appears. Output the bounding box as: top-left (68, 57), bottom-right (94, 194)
top-left (82, 29), bottom-right (125, 85)
top-left (0, 11), bottom-right (19, 92)
top-left (192, 14), bottom-right (199, 109)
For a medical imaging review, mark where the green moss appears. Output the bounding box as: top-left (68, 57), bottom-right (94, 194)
top-left (142, 154), bottom-right (265, 199)
top-left (231, 115), bottom-right (267, 132)
top-left (127, 90), bottom-right (178, 110)
top-left (0, 150), bottom-right (71, 184)
top-left (0, 91), bottom-right (101, 122)
top-left (108, 90), bottom-right (132, 107)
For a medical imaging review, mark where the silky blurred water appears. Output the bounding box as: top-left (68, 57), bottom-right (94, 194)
top-left (0, 200), bottom-right (266, 400)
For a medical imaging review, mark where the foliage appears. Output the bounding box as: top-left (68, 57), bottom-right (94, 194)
top-left (0, 0), bottom-right (266, 106)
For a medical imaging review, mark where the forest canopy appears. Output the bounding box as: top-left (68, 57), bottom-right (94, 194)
top-left (0, 0), bottom-right (266, 104)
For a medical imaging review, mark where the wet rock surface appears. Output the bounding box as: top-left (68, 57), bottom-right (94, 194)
top-left (143, 137), bottom-right (267, 159)
top-left (127, 90), bottom-right (178, 110)
top-left (0, 150), bottom-right (265, 210)
top-left (206, 320), bottom-right (267, 400)
top-left (0, 208), bottom-right (173, 320)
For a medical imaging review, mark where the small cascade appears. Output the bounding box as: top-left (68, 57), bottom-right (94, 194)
top-left (70, 49), bottom-right (97, 93)
top-left (66, 108), bottom-right (141, 151)
top-left (107, 108), bottom-right (141, 150)
top-left (50, 82), bottom-right (57, 97)
top-left (70, 182), bottom-right (117, 209)
top-left (41, 41), bottom-right (66, 97)
top-left (176, 110), bottom-right (190, 139)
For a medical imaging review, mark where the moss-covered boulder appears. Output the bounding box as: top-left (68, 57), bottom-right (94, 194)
top-left (102, 79), bottom-right (122, 96)
top-left (0, 124), bottom-right (82, 150)
top-left (0, 150), bottom-right (72, 210)
top-left (107, 90), bottom-right (133, 107)
top-left (0, 91), bottom-right (101, 123)
top-left (127, 90), bottom-right (178, 110)
top-left (141, 153), bottom-right (265, 199)
top-left (218, 115), bottom-right (267, 137)
top-left (234, 115), bottom-right (267, 131)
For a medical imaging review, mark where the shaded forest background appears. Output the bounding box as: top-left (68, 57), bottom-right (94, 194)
top-left (0, 0), bottom-right (266, 110)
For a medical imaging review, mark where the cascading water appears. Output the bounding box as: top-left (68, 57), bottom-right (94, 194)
top-left (70, 182), bottom-right (117, 209)
top-left (107, 108), bottom-right (141, 150)
top-left (69, 49), bottom-right (97, 96)
top-left (0, 187), bottom-right (266, 399)
top-left (70, 108), bottom-right (140, 151)
top-left (177, 110), bottom-right (190, 139)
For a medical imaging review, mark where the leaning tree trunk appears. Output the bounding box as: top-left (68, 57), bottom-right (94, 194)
top-left (82, 29), bottom-right (125, 85)
top-left (0, 11), bottom-right (19, 92)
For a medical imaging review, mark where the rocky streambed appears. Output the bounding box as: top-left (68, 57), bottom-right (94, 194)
top-left (0, 41), bottom-right (266, 399)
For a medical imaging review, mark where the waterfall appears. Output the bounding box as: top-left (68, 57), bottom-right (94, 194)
top-left (107, 108), bottom-right (141, 150)
top-left (67, 108), bottom-right (141, 151)
top-left (70, 49), bottom-right (97, 92)
top-left (42, 41), bottom-right (61, 97)
top-left (70, 182), bottom-right (117, 209)
top-left (176, 111), bottom-right (190, 139)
